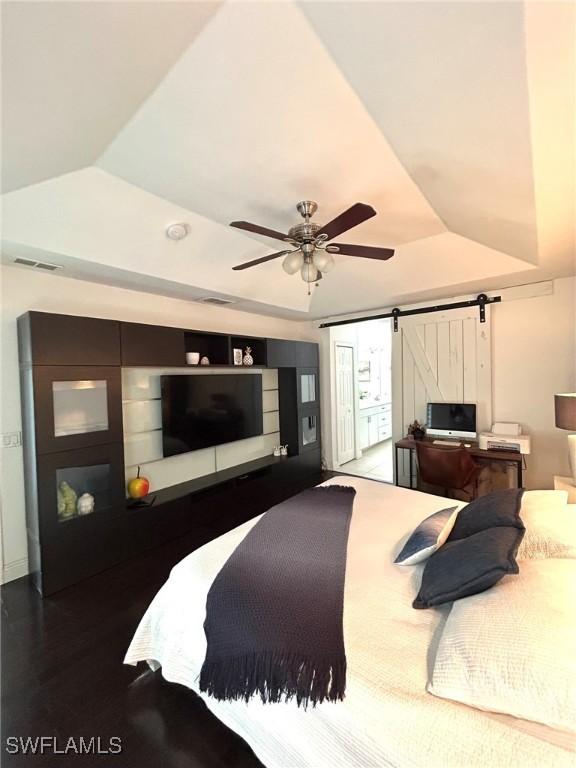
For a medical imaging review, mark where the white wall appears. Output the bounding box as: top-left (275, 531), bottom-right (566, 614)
top-left (321, 277), bottom-right (576, 489)
top-left (492, 277), bottom-right (575, 489)
top-left (0, 265), bottom-right (318, 583)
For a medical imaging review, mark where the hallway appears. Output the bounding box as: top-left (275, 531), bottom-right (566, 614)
top-left (339, 439), bottom-right (393, 483)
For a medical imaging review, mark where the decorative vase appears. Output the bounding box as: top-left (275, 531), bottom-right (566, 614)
top-left (77, 493), bottom-right (95, 516)
top-left (243, 347), bottom-right (254, 366)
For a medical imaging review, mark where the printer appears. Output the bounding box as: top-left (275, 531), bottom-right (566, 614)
top-left (479, 422), bottom-right (531, 455)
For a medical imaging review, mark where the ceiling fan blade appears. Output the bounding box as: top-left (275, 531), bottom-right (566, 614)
top-left (315, 203), bottom-right (377, 241)
top-left (330, 243), bottom-right (395, 261)
top-left (230, 221), bottom-right (290, 242)
top-left (232, 250), bottom-right (293, 271)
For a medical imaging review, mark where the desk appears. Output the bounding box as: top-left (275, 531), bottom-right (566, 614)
top-left (394, 438), bottom-right (524, 490)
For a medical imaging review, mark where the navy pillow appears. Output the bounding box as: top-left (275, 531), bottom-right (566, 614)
top-left (413, 526), bottom-right (525, 609)
top-left (448, 488), bottom-right (524, 541)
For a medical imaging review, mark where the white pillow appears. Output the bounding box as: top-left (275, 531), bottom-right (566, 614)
top-left (394, 506), bottom-right (459, 565)
top-left (428, 559), bottom-right (576, 732)
top-left (521, 489), bottom-right (568, 515)
top-left (518, 490), bottom-right (576, 560)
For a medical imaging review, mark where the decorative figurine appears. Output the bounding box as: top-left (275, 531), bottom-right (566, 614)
top-left (127, 466), bottom-right (150, 499)
top-left (280, 445), bottom-right (288, 456)
top-left (77, 492), bottom-right (95, 516)
top-left (408, 420), bottom-right (426, 440)
top-left (200, 356), bottom-right (210, 366)
top-left (243, 346), bottom-right (254, 366)
top-left (58, 481), bottom-right (77, 519)
top-left (57, 488), bottom-right (66, 518)
top-left (273, 445), bottom-right (281, 457)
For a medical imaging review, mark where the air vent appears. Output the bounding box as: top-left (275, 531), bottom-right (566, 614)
top-left (14, 257), bottom-right (62, 271)
top-left (14, 257), bottom-right (37, 267)
top-left (198, 297), bottom-right (235, 306)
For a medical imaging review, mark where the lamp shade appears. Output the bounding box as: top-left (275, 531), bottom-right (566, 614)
top-left (554, 393), bottom-right (576, 430)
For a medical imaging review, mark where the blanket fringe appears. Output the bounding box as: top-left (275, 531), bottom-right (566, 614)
top-left (199, 650), bottom-right (346, 709)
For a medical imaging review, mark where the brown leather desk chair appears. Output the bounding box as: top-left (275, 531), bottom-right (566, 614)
top-left (415, 442), bottom-right (483, 501)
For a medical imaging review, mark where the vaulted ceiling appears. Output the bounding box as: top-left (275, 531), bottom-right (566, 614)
top-left (2, 1), bottom-right (574, 319)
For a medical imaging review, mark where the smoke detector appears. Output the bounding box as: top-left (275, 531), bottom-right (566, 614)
top-left (166, 223), bottom-right (190, 241)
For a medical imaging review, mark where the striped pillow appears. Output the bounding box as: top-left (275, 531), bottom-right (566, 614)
top-left (394, 506), bottom-right (459, 565)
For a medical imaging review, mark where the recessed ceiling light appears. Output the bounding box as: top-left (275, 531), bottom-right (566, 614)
top-left (166, 223), bottom-right (190, 241)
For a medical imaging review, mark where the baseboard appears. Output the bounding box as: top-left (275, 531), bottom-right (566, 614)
top-left (1, 557), bottom-right (29, 585)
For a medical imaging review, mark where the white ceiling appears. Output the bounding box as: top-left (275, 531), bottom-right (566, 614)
top-left (1, 1), bottom-right (574, 320)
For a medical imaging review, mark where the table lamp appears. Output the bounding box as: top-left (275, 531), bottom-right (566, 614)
top-left (555, 393), bottom-right (576, 484)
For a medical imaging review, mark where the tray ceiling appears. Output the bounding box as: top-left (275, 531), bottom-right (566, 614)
top-left (2, 1), bottom-right (574, 319)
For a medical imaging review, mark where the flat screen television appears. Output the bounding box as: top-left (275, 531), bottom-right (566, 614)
top-left (426, 402), bottom-right (477, 440)
top-left (161, 374), bottom-right (263, 457)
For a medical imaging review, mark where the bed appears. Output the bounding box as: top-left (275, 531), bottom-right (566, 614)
top-left (125, 476), bottom-right (575, 768)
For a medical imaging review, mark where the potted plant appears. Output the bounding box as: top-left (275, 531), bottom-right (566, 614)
top-left (408, 420), bottom-right (426, 440)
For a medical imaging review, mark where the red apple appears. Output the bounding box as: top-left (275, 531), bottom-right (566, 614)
top-left (128, 466), bottom-right (150, 499)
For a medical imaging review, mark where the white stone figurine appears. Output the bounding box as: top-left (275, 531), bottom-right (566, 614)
top-left (77, 493), bottom-right (95, 516)
top-left (243, 347), bottom-right (254, 366)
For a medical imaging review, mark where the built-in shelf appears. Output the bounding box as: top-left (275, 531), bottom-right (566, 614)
top-left (126, 454), bottom-right (286, 510)
top-left (18, 310), bottom-right (320, 596)
top-left (231, 336), bottom-right (267, 367)
top-left (184, 331), bottom-right (230, 366)
top-left (183, 364), bottom-right (266, 370)
top-left (124, 427), bottom-right (162, 436)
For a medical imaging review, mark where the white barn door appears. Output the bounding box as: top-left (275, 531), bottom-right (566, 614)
top-left (335, 343), bottom-right (356, 465)
top-left (392, 306), bottom-right (492, 483)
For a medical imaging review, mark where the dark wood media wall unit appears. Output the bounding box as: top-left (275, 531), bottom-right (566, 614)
top-left (18, 311), bottom-right (321, 595)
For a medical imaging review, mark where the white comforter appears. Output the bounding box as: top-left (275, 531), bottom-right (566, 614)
top-left (125, 476), bottom-right (575, 767)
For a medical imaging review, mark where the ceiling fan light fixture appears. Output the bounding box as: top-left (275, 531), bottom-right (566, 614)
top-left (282, 251), bottom-right (304, 275)
top-left (301, 260), bottom-right (319, 283)
top-left (230, 201), bottom-right (393, 283)
top-left (312, 251), bottom-right (335, 273)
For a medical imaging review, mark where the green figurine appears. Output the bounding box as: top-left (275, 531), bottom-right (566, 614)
top-left (57, 487), bottom-right (66, 519)
top-left (58, 481), bottom-right (77, 519)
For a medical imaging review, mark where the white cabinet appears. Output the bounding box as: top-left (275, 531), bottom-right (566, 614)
top-left (358, 403), bottom-right (392, 450)
top-left (368, 415), bottom-right (379, 445)
top-left (359, 415), bottom-right (370, 450)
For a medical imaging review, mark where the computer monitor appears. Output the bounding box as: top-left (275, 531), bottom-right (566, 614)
top-left (426, 402), bottom-right (477, 440)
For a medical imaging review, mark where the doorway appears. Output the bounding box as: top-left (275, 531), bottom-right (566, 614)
top-left (333, 318), bottom-right (393, 483)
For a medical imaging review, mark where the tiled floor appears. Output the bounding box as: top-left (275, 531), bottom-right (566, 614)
top-left (340, 439), bottom-right (393, 483)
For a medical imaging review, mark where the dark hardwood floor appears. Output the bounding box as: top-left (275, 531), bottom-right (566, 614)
top-left (1, 522), bottom-right (276, 768)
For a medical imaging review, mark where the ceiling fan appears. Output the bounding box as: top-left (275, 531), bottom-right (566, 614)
top-left (230, 201), bottom-right (394, 289)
